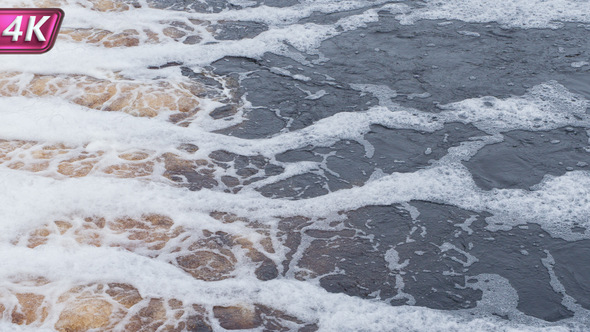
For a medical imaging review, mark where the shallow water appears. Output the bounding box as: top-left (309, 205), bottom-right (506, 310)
top-left (1, 0), bottom-right (590, 331)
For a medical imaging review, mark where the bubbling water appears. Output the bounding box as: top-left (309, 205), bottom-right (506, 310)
top-left (0, 0), bottom-right (589, 331)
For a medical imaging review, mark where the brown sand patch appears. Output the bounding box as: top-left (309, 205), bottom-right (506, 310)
top-left (59, 24), bottom-right (205, 47)
top-left (60, 28), bottom-right (140, 48)
top-left (0, 72), bottom-right (203, 117)
top-left (11, 293), bottom-right (48, 325)
top-left (0, 282), bottom-right (213, 331)
top-left (213, 304), bottom-right (319, 331)
top-left (18, 214), bottom-right (277, 282)
top-left (213, 304), bottom-right (261, 330)
top-left (0, 140), bottom-right (225, 187)
top-left (1, 283), bottom-right (315, 331)
top-left (162, 152), bottom-right (218, 190)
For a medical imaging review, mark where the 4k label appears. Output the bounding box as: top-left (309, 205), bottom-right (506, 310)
top-left (0, 9), bottom-right (64, 54)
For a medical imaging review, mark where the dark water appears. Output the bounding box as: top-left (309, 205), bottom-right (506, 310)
top-left (159, 1), bottom-right (590, 327)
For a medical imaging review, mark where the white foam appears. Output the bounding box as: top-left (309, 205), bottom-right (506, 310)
top-left (0, 0), bottom-right (395, 79)
top-left (1, 0), bottom-right (590, 330)
top-left (440, 81), bottom-right (590, 133)
top-left (397, 0), bottom-right (590, 29)
top-left (0, 244), bottom-right (573, 332)
top-left (385, 247), bottom-right (410, 271)
top-left (0, 322), bottom-right (54, 332)
top-left (571, 61), bottom-right (589, 68)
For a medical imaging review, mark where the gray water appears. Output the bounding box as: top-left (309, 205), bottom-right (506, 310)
top-left (4, 0), bottom-right (588, 330)
top-left (177, 4), bottom-right (590, 325)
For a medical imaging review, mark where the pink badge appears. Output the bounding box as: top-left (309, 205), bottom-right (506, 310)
top-left (0, 8), bottom-right (64, 54)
